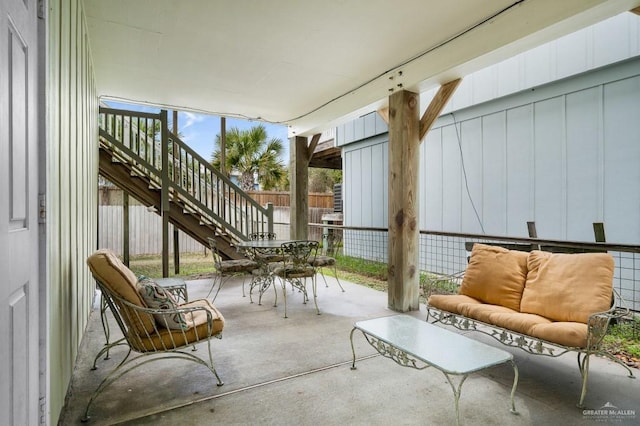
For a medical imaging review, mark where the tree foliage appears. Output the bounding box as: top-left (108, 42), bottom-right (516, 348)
top-left (211, 125), bottom-right (286, 191)
top-left (308, 168), bottom-right (342, 193)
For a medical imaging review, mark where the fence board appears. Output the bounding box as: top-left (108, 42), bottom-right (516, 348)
top-left (98, 205), bottom-right (205, 255)
top-left (99, 204), bottom-right (333, 256)
top-left (247, 190), bottom-right (334, 208)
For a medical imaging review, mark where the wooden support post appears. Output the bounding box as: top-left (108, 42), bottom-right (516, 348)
top-left (388, 90), bottom-right (420, 312)
top-left (123, 191), bottom-right (130, 266)
top-left (527, 221), bottom-right (540, 250)
top-left (593, 222), bottom-right (606, 242)
top-left (220, 116), bottom-right (227, 176)
top-left (173, 226), bottom-right (180, 274)
top-left (161, 110), bottom-right (169, 277)
top-left (266, 203), bottom-right (274, 234)
top-left (290, 135), bottom-right (310, 240)
top-left (172, 110), bottom-right (180, 274)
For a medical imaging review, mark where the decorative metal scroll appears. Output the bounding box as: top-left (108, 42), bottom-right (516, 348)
top-left (426, 308), bottom-right (569, 358)
top-left (362, 334), bottom-right (430, 370)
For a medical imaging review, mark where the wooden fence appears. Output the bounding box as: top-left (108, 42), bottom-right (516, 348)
top-left (247, 191), bottom-right (333, 208)
top-left (99, 205), bottom-right (334, 256)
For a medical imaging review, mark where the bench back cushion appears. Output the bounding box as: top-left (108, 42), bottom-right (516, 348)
top-left (520, 251), bottom-right (614, 323)
top-left (459, 243), bottom-right (529, 311)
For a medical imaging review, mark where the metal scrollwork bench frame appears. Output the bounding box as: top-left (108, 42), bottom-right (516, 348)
top-left (350, 315), bottom-right (519, 426)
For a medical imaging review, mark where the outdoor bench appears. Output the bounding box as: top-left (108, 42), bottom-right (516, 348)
top-left (426, 243), bottom-right (636, 408)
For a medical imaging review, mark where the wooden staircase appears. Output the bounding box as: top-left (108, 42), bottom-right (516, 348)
top-left (98, 107), bottom-right (273, 260)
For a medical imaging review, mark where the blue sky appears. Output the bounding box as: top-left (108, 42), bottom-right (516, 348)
top-left (104, 100), bottom-right (290, 163)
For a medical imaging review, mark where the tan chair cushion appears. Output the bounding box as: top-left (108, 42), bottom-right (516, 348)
top-left (427, 294), bottom-right (481, 315)
top-left (87, 249), bottom-right (155, 334)
top-left (520, 251), bottom-right (614, 323)
top-left (129, 299), bottom-right (225, 352)
top-left (530, 322), bottom-right (589, 348)
top-left (459, 244), bottom-right (529, 311)
top-left (273, 264), bottom-right (316, 278)
top-left (216, 258), bottom-right (258, 274)
top-left (311, 255), bottom-right (336, 267)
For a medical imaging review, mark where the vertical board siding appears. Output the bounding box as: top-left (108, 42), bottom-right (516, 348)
top-left (505, 105), bottom-right (533, 237)
top-left (441, 125), bottom-right (462, 232)
top-left (482, 111), bottom-right (507, 235)
top-left (566, 87), bottom-right (601, 238)
top-left (603, 76), bottom-right (640, 244)
top-left (423, 128), bottom-right (443, 230)
top-left (459, 118), bottom-right (483, 234)
top-left (48, 0), bottom-right (98, 423)
top-left (371, 144), bottom-right (385, 227)
top-left (533, 96), bottom-right (565, 238)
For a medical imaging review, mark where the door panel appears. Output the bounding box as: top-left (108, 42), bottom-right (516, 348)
top-left (0, 0), bottom-right (40, 424)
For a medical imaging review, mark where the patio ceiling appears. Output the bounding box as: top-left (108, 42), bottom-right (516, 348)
top-left (83, 0), bottom-right (640, 137)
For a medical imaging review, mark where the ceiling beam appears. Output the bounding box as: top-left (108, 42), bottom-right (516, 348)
top-left (419, 78), bottom-right (461, 141)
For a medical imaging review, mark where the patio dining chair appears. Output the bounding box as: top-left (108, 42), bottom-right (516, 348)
top-left (272, 240), bottom-right (320, 318)
top-left (94, 276), bottom-right (189, 367)
top-left (246, 232), bottom-right (284, 304)
top-left (84, 249), bottom-right (225, 422)
top-left (309, 231), bottom-right (345, 292)
top-left (207, 237), bottom-right (258, 300)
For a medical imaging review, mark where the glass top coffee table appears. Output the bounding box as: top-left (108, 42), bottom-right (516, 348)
top-left (350, 315), bottom-right (518, 425)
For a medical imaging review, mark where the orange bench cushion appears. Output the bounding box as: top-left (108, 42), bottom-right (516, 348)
top-left (428, 294), bottom-right (481, 315)
top-left (520, 251), bottom-right (614, 323)
top-left (458, 243), bottom-right (528, 311)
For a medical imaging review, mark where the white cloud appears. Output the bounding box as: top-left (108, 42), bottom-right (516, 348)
top-left (180, 111), bottom-right (205, 129)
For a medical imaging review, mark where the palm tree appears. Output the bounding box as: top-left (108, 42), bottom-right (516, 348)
top-left (211, 124), bottom-right (286, 191)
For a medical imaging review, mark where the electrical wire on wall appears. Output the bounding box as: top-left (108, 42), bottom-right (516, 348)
top-left (450, 112), bottom-right (486, 234)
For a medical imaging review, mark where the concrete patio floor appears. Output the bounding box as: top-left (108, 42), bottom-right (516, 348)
top-left (59, 275), bottom-right (639, 425)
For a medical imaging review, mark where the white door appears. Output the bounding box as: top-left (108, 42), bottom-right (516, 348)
top-left (0, 0), bottom-right (41, 424)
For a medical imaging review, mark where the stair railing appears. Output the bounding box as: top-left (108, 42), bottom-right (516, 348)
top-left (98, 107), bottom-right (274, 242)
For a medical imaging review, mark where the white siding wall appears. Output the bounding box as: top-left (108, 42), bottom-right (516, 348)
top-left (426, 62), bottom-right (640, 243)
top-left (420, 12), bottom-right (640, 117)
top-left (47, 0), bottom-right (98, 423)
top-left (344, 56), bottom-right (640, 245)
top-left (343, 135), bottom-right (389, 228)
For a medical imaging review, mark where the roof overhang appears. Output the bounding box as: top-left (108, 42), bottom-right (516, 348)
top-left (84, 0), bottom-right (640, 137)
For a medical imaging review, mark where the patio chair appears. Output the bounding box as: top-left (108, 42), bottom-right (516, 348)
top-left (84, 249), bottom-right (225, 422)
top-left (245, 245), bottom-right (279, 306)
top-left (245, 232), bottom-right (285, 304)
top-left (94, 276), bottom-right (189, 368)
top-left (309, 231), bottom-right (345, 292)
top-left (207, 237), bottom-right (258, 300)
top-left (272, 240), bottom-right (320, 318)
